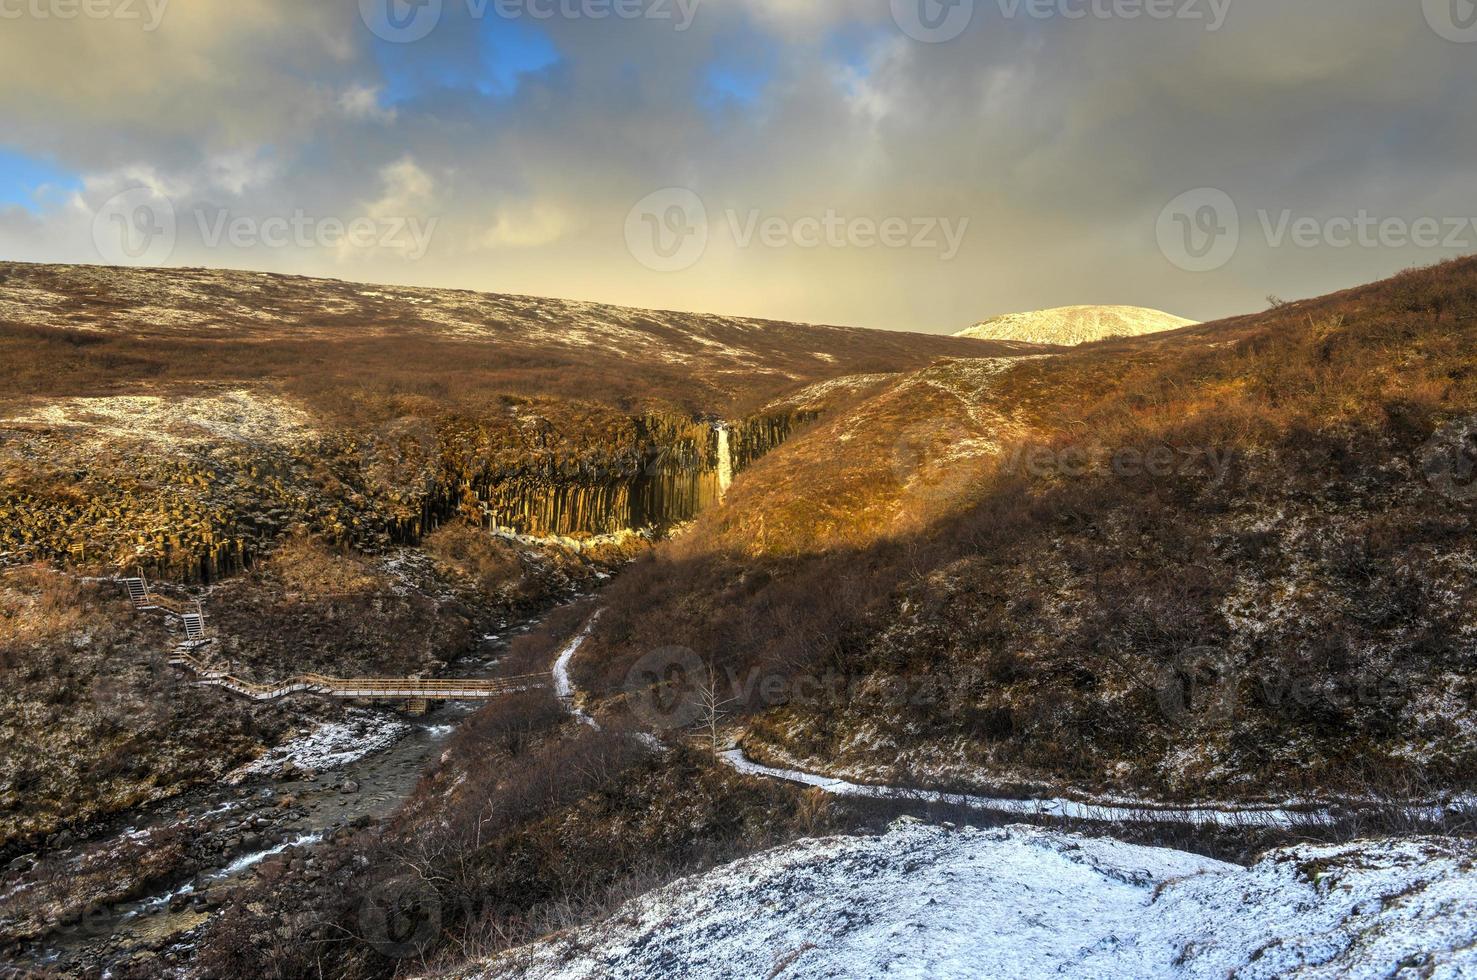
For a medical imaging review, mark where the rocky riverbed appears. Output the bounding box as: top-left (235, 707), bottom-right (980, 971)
top-left (0, 615), bottom-right (556, 977)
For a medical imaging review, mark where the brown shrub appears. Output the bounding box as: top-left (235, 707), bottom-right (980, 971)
top-left (423, 521), bottom-right (523, 594)
top-left (264, 534), bottom-right (388, 598)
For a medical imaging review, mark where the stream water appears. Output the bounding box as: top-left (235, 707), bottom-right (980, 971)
top-left (9, 605), bottom-right (577, 975)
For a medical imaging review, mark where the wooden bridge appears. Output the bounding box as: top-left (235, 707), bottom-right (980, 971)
top-left (168, 652), bottom-right (549, 703)
top-left (122, 573), bottom-right (549, 705)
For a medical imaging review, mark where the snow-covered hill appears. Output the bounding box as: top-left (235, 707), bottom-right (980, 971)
top-left (955, 305), bottom-right (1196, 346)
top-left (464, 821), bottom-right (1477, 979)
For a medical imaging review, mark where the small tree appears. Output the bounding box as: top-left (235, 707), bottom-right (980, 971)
top-left (694, 661), bottom-right (736, 757)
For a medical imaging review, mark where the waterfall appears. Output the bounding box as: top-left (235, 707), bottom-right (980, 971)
top-left (716, 425), bottom-right (734, 499)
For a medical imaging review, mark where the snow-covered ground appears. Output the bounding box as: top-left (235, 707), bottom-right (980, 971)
top-left (722, 748), bottom-right (1316, 828)
top-left (463, 821), bottom-right (1477, 980)
top-left (227, 709), bottom-right (410, 782)
top-left (551, 612), bottom-right (602, 728)
top-left (954, 305), bottom-right (1196, 346)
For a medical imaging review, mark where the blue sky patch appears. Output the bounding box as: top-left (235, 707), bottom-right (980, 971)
top-left (374, 18), bottom-right (560, 105)
top-left (0, 148), bottom-right (80, 211)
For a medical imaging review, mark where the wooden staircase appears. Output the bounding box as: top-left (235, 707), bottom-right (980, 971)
top-left (180, 602), bottom-right (207, 646)
top-left (122, 575), bottom-right (155, 610)
top-left (122, 571), bottom-right (211, 647)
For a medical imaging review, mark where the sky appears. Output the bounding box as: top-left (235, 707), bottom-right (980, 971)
top-left (0, 0), bottom-right (1474, 334)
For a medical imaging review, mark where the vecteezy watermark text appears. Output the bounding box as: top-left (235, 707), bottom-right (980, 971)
top-left (623, 643), bottom-right (1414, 735)
top-left (728, 210), bottom-right (969, 258)
top-left (1158, 188), bottom-right (1477, 272)
top-left (624, 188), bottom-right (968, 272)
top-left (1000, 442), bottom-right (1233, 485)
top-left (0, 0), bottom-right (168, 29)
top-left (890, 0), bottom-right (1230, 42)
top-left (996, 0), bottom-right (1230, 29)
top-left (359, 0), bottom-right (700, 43)
top-left (195, 209), bottom-right (438, 259)
top-left (90, 189), bottom-right (438, 265)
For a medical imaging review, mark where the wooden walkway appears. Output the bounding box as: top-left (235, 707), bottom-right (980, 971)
top-left (168, 651), bottom-right (550, 703)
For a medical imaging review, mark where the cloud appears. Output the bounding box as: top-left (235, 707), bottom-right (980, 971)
top-left (1, 0), bottom-right (1474, 331)
top-left (333, 157), bottom-right (438, 262)
top-left (477, 201), bottom-right (571, 250)
top-left (338, 85), bottom-right (398, 124)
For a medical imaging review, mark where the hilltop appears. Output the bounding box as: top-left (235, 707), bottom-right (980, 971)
top-left (0, 262), bottom-right (1024, 419)
top-left (954, 305), bottom-right (1196, 346)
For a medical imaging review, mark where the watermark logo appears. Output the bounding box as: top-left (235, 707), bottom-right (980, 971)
top-left (95, 192), bottom-right (438, 263)
top-left (73, 900), bottom-right (120, 940)
top-left (1157, 187), bottom-right (1239, 273)
top-left (92, 187), bottom-right (177, 267)
top-left (891, 0), bottom-right (974, 42)
top-left (90, 656), bottom-right (177, 727)
top-left (0, 0), bottom-right (170, 30)
top-left (359, 0), bottom-right (442, 42)
top-left (1159, 189), bottom-right (1477, 272)
top-left (624, 188), bottom-right (970, 271)
top-left (890, 420), bottom-right (979, 500)
top-left (625, 187), bottom-right (709, 273)
top-left (361, 0), bottom-right (699, 41)
top-left (993, 0), bottom-right (1230, 30)
top-left (364, 416), bottom-right (441, 492)
top-left (357, 877), bottom-right (442, 958)
top-left (1153, 646), bottom-right (1239, 728)
top-left (1421, 416), bottom-right (1477, 504)
top-left (1424, 0), bottom-right (1477, 42)
top-left (623, 645), bottom-right (706, 729)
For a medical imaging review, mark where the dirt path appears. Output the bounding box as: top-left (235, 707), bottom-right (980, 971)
top-left (548, 610), bottom-right (1470, 834)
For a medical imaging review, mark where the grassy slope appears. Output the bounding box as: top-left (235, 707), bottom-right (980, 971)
top-left (578, 258), bottom-right (1477, 801)
top-left (0, 262), bottom-right (1027, 418)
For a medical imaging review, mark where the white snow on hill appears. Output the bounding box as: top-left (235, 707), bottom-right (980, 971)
top-left (955, 305), bottom-right (1196, 346)
top-left (462, 822), bottom-right (1477, 980)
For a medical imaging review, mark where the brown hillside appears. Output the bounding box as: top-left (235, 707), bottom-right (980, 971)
top-left (577, 258), bottom-right (1477, 803)
top-left (0, 262), bottom-right (1030, 419)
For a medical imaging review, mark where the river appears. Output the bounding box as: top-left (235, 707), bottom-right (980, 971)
top-left (9, 603), bottom-right (578, 976)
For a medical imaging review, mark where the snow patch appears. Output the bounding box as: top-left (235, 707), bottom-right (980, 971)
top-left (552, 613), bottom-right (603, 729)
top-left (228, 710), bottom-right (410, 781)
top-left (472, 822), bottom-right (1477, 980)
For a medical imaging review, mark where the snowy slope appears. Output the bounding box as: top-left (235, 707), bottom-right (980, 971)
top-left (955, 305), bottom-right (1195, 346)
top-left (460, 822), bottom-right (1477, 980)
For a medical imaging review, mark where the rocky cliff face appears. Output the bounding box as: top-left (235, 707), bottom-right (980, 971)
top-left (0, 392), bottom-right (816, 581)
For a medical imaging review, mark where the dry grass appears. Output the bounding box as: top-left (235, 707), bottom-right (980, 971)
top-left (0, 261), bottom-right (1024, 420)
top-left (575, 257), bottom-right (1477, 801)
top-left (265, 535), bottom-right (389, 598)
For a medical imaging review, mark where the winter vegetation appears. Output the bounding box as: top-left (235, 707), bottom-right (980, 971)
top-left (2, 259), bottom-right (1475, 978)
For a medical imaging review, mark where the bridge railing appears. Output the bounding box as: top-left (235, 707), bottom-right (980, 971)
top-left (169, 650), bottom-right (550, 701)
